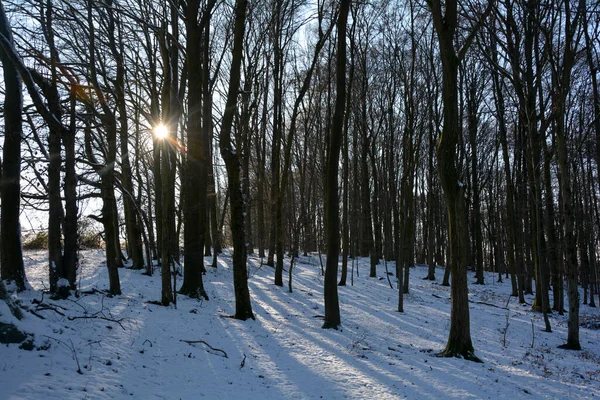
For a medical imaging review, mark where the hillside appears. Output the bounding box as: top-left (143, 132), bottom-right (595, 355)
top-left (2, 250), bottom-right (599, 399)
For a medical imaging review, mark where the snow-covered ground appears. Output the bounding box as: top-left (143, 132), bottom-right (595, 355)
top-left (2, 250), bottom-right (599, 399)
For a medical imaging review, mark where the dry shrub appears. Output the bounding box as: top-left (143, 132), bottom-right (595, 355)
top-left (22, 232), bottom-right (48, 250)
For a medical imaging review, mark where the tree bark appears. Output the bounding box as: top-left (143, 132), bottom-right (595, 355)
top-left (429, 0), bottom-right (484, 361)
top-left (323, 0), bottom-right (349, 329)
top-left (0, 0), bottom-right (26, 290)
top-left (180, 0), bottom-right (213, 300)
top-left (219, 0), bottom-right (254, 321)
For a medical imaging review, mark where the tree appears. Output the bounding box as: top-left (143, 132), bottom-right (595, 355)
top-left (109, 0), bottom-right (144, 272)
top-left (322, 0), bottom-right (349, 330)
top-left (487, 12), bottom-right (521, 300)
top-left (2, 0), bottom-right (80, 297)
top-left (428, 0), bottom-right (491, 361)
top-left (274, 0), bottom-right (334, 286)
top-left (84, 0), bottom-right (121, 295)
top-left (179, 0), bottom-right (215, 301)
top-left (219, 0), bottom-right (254, 321)
top-left (0, 0), bottom-right (26, 290)
top-left (548, 0), bottom-right (585, 350)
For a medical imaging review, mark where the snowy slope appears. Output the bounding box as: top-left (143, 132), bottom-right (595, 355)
top-left (1, 250), bottom-right (599, 399)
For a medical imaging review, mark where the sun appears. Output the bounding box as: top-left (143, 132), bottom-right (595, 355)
top-left (154, 124), bottom-right (168, 140)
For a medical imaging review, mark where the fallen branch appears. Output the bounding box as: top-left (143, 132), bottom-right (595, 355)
top-left (67, 314), bottom-right (126, 329)
top-left (35, 305), bottom-right (67, 316)
top-left (26, 309), bottom-right (46, 319)
top-left (470, 300), bottom-right (508, 310)
top-left (181, 340), bottom-right (228, 358)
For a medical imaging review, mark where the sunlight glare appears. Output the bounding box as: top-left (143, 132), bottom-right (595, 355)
top-left (154, 124), bottom-right (168, 140)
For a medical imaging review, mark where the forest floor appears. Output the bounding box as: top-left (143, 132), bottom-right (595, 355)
top-left (1, 249), bottom-right (600, 399)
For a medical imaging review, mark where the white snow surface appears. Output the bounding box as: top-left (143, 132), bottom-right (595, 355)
top-left (2, 250), bottom-right (600, 399)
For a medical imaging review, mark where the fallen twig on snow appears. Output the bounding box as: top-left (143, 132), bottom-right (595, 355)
top-left (181, 340), bottom-right (229, 358)
top-left (67, 314), bottom-right (126, 329)
top-left (470, 300), bottom-right (508, 310)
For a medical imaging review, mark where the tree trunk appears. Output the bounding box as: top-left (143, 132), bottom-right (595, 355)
top-left (86, 0), bottom-right (121, 295)
top-left (63, 95), bottom-right (78, 288)
top-left (268, 0), bottom-right (283, 271)
top-left (554, 0), bottom-right (584, 350)
top-left (322, 0), bottom-right (349, 329)
top-left (180, 0), bottom-right (212, 300)
top-left (556, 110), bottom-right (580, 349)
top-left (426, 95), bottom-right (436, 281)
top-left (430, 0), bottom-right (480, 361)
top-left (219, 0), bottom-right (254, 321)
top-left (339, 33), bottom-right (355, 286)
top-left (106, 1), bottom-right (143, 271)
top-left (0, 0), bottom-right (26, 290)
top-left (467, 81), bottom-right (483, 285)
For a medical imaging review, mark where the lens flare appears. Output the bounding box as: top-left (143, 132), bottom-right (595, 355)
top-left (154, 124), bottom-right (168, 139)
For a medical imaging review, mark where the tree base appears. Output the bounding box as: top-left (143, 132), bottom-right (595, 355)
top-left (51, 286), bottom-right (72, 300)
top-left (558, 342), bottom-right (581, 351)
top-left (321, 321), bottom-right (339, 330)
top-left (233, 312), bottom-right (255, 321)
top-left (437, 348), bottom-right (483, 363)
top-left (179, 287), bottom-right (209, 301)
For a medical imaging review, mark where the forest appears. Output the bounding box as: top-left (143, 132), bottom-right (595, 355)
top-left (1, 0), bottom-right (600, 398)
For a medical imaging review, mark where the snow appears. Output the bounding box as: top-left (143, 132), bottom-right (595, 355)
top-left (56, 278), bottom-right (70, 288)
top-left (1, 249), bottom-right (599, 399)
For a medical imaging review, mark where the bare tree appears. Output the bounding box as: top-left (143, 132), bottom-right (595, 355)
top-left (322, 0), bottom-right (349, 330)
top-left (428, 0), bottom-right (492, 361)
top-left (0, 0), bottom-right (26, 290)
top-left (219, 0), bottom-right (254, 321)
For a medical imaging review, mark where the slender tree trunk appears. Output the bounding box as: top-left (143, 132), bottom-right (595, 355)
top-left (555, 0), bottom-right (584, 350)
top-left (426, 94), bottom-right (436, 281)
top-left (339, 32), bottom-right (355, 286)
top-left (219, 0), bottom-right (254, 321)
top-left (467, 83), bottom-right (483, 285)
top-left (323, 0), bottom-right (349, 329)
top-left (269, 0), bottom-right (283, 270)
top-left (369, 142), bottom-right (382, 264)
top-left (63, 95), bottom-right (78, 288)
top-left (557, 110), bottom-right (580, 349)
top-left (105, 1), bottom-right (143, 271)
top-left (542, 138), bottom-right (561, 312)
top-left (44, 8), bottom-right (65, 294)
top-left (86, 0), bottom-right (121, 295)
top-left (256, 56), bottom-right (269, 259)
